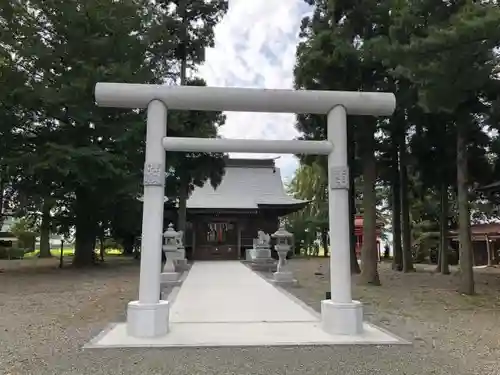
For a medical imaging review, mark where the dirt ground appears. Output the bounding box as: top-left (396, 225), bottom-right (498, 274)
top-left (284, 258), bottom-right (500, 374)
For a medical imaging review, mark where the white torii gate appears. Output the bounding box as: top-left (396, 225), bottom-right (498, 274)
top-left (95, 83), bottom-right (396, 338)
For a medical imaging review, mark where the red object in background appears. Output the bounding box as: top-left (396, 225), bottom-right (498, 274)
top-left (354, 215), bottom-right (382, 260)
top-left (218, 224), bottom-right (223, 242)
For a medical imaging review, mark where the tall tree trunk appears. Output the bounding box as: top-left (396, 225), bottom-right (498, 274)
top-left (436, 192), bottom-right (442, 272)
top-left (399, 131), bottom-right (415, 272)
top-left (390, 131), bottom-right (403, 271)
top-left (321, 229), bottom-right (329, 257)
top-left (436, 122), bottom-right (447, 271)
top-left (436, 239), bottom-right (441, 268)
top-left (122, 234), bottom-right (135, 255)
top-left (348, 123), bottom-right (361, 274)
top-left (0, 168), bottom-right (4, 229)
top-left (489, 238), bottom-right (498, 265)
top-left (92, 236), bottom-right (98, 263)
top-left (179, 0), bottom-right (188, 86)
top-left (348, 181), bottom-right (361, 273)
top-left (177, 175), bottom-right (188, 234)
top-left (439, 180), bottom-right (450, 274)
top-left (99, 224), bottom-right (105, 262)
top-left (456, 121), bottom-right (474, 294)
top-left (176, 2), bottom-right (189, 236)
top-left (486, 236), bottom-right (492, 267)
top-left (359, 124), bottom-right (381, 285)
top-left (73, 189), bottom-right (97, 267)
top-left (38, 199), bottom-right (52, 258)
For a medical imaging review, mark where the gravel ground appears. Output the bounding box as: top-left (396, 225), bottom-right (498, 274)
top-left (1, 257), bottom-right (499, 375)
top-left (281, 258), bottom-right (500, 375)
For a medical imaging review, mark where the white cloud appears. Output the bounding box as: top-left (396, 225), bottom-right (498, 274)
top-left (198, 0), bottom-right (312, 182)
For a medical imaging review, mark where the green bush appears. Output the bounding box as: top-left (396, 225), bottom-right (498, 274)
top-left (103, 238), bottom-right (121, 250)
top-left (16, 231), bottom-right (37, 251)
top-left (0, 247), bottom-right (27, 260)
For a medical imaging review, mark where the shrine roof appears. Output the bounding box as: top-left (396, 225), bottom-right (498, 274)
top-left (187, 158), bottom-right (309, 210)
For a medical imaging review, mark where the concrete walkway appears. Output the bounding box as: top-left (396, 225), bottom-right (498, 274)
top-left (169, 261), bottom-right (315, 323)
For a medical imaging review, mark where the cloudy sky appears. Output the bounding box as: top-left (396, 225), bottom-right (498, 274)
top-left (198, 0), bottom-right (312, 183)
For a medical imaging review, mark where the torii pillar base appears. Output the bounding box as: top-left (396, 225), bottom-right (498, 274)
top-left (126, 300), bottom-right (170, 338)
top-left (321, 299), bottom-right (363, 335)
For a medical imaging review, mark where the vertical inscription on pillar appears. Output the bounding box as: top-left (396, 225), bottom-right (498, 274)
top-left (329, 166), bottom-right (349, 190)
top-left (143, 162), bottom-right (164, 186)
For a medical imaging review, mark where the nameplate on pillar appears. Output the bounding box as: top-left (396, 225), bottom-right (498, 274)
top-left (143, 162), bottom-right (164, 186)
top-left (329, 166), bottom-right (349, 190)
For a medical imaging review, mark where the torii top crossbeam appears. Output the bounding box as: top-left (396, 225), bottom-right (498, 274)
top-left (95, 83), bottom-right (396, 116)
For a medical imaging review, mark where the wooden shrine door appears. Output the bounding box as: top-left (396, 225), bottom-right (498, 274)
top-left (194, 220), bottom-right (239, 260)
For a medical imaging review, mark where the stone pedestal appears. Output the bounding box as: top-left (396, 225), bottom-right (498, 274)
top-left (253, 246), bottom-right (272, 261)
top-left (126, 300), bottom-right (170, 338)
top-left (161, 259), bottom-right (180, 284)
top-left (160, 271), bottom-right (180, 284)
top-left (174, 246), bottom-right (187, 272)
top-left (321, 299), bottom-right (363, 335)
top-left (250, 231), bottom-right (272, 262)
top-left (272, 270), bottom-right (296, 284)
top-left (245, 248), bottom-right (256, 261)
top-left (248, 243), bottom-right (275, 271)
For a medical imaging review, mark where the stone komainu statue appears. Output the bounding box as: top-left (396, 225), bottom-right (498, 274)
top-left (175, 230), bottom-right (184, 247)
top-left (256, 230), bottom-right (270, 246)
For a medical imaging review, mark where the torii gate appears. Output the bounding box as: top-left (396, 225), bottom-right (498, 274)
top-left (94, 82), bottom-right (395, 338)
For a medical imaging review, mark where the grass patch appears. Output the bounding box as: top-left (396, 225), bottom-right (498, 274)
top-left (24, 248), bottom-right (123, 258)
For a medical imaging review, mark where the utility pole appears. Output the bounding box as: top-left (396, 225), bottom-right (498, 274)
top-left (179, 0), bottom-right (187, 87)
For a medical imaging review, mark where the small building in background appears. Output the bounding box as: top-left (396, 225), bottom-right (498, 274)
top-left (35, 235), bottom-right (64, 250)
top-left (448, 223), bottom-right (500, 266)
top-left (462, 181), bottom-right (500, 266)
top-left (0, 216), bottom-right (18, 248)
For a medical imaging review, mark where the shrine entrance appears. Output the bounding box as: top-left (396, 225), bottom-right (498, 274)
top-left (94, 82), bottom-right (395, 339)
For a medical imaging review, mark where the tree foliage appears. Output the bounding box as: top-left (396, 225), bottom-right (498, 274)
top-left (293, 0), bottom-right (500, 293)
top-left (0, 0), bottom-right (228, 266)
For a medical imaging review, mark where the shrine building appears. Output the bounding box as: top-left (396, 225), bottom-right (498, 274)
top-left (180, 158), bottom-right (308, 261)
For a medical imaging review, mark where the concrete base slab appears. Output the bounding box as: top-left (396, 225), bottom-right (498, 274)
top-left (86, 321), bottom-right (408, 348)
top-left (86, 261), bottom-right (409, 349)
top-left (321, 299), bottom-right (363, 335)
top-left (126, 300), bottom-right (170, 338)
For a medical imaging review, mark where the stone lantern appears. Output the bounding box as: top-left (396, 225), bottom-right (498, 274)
top-left (161, 223), bottom-right (180, 283)
top-left (271, 224), bottom-right (296, 284)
